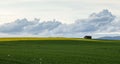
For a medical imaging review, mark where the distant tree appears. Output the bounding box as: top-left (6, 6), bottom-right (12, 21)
top-left (84, 36), bottom-right (92, 39)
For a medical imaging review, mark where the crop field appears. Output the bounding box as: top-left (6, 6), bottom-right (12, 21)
top-left (0, 38), bottom-right (120, 64)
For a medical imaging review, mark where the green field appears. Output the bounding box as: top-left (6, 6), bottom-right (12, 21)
top-left (0, 38), bottom-right (120, 64)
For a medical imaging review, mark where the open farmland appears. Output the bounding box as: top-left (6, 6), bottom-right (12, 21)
top-left (0, 38), bottom-right (120, 64)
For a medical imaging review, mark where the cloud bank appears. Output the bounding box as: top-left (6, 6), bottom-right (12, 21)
top-left (0, 9), bottom-right (120, 38)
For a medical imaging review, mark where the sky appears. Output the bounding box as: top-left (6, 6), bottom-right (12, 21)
top-left (0, 9), bottom-right (119, 38)
top-left (0, 0), bottom-right (120, 38)
top-left (0, 0), bottom-right (120, 24)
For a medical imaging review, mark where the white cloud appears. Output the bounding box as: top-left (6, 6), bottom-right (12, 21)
top-left (23, 20), bottom-right (62, 34)
top-left (0, 9), bottom-right (120, 38)
top-left (1, 0), bottom-right (120, 24)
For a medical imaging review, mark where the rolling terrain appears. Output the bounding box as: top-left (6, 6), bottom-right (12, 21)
top-left (0, 38), bottom-right (120, 64)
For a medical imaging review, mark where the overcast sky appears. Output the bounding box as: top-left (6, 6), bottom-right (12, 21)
top-left (0, 0), bottom-right (120, 24)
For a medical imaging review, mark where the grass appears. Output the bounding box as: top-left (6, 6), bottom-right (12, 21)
top-left (0, 37), bottom-right (81, 41)
top-left (0, 38), bottom-right (120, 64)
